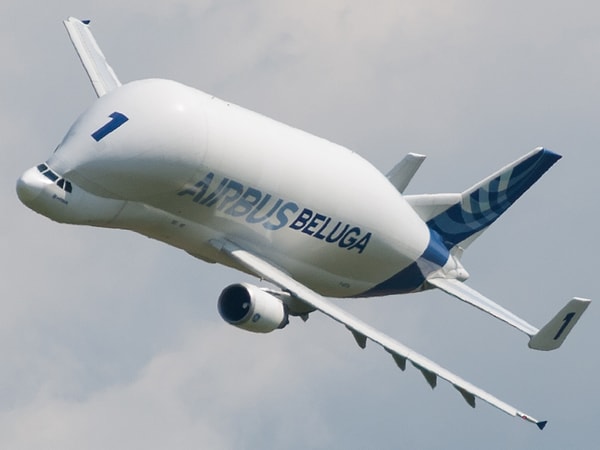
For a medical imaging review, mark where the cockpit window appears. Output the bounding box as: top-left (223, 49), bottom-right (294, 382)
top-left (43, 170), bottom-right (58, 181)
top-left (36, 163), bottom-right (73, 193)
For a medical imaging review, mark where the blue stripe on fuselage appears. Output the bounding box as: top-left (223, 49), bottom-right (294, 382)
top-left (356, 228), bottom-right (449, 297)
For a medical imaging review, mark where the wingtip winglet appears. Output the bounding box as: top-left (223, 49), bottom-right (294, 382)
top-left (518, 412), bottom-right (547, 430)
top-left (64, 17), bottom-right (89, 25)
top-left (528, 297), bottom-right (591, 351)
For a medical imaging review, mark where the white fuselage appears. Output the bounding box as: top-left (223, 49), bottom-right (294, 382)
top-left (17, 79), bottom-right (445, 297)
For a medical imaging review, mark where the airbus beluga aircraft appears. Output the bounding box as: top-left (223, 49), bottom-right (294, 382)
top-left (17, 18), bottom-right (590, 429)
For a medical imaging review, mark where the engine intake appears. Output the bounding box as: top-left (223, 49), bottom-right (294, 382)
top-left (218, 283), bottom-right (289, 333)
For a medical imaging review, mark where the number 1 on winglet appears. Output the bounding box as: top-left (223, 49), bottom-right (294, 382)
top-left (553, 312), bottom-right (576, 340)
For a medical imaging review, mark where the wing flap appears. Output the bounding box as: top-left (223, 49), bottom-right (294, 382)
top-left (211, 239), bottom-right (546, 429)
top-left (346, 326), bottom-right (368, 349)
top-left (412, 362), bottom-right (438, 389)
top-left (64, 17), bottom-right (121, 97)
top-left (385, 348), bottom-right (407, 371)
top-left (454, 385), bottom-right (477, 408)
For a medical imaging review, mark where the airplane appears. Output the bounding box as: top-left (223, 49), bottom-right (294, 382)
top-left (16, 17), bottom-right (590, 430)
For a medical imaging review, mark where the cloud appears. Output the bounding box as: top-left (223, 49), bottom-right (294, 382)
top-left (0, 322), bottom-right (345, 449)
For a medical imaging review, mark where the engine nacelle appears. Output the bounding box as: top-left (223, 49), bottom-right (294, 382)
top-left (218, 283), bottom-right (289, 333)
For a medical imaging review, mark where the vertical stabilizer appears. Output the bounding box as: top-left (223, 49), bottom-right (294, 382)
top-left (426, 148), bottom-right (561, 250)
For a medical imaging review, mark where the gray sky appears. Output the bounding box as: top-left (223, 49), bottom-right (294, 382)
top-left (2, 1), bottom-right (598, 449)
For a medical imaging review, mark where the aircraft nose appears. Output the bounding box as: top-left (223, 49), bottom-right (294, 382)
top-left (16, 166), bottom-right (45, 205)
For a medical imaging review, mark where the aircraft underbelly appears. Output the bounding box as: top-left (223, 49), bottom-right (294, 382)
top-left (147, 201), bottom-right (425, 297)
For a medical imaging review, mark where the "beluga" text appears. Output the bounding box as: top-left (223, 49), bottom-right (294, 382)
top-left (177, 172), bottom-right (372, 254)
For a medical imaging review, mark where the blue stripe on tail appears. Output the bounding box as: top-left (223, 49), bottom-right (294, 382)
top-left (426, 148), bottom-right (561, 250)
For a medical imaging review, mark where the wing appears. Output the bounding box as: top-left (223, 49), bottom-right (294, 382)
top-left (63, 17), bottom-right (121, 97)
top-left (211, 239), bottom-right (548, 430)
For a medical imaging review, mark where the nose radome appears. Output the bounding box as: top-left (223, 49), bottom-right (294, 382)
top-left (16, 166), bottom-right (46, 205)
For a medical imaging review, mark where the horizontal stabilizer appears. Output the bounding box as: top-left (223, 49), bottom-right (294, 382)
top-left (427, 277), bottom-right (539, 336)
top-left (64, 17), bottom-right (121, 97)
top-left (386, 153), bottom-right (426, 193)
top-left (405, 193), bottom-right (462, 223)
top-left (429, 277), bottom-right (591, 351)
top-left (528, 298), bottom-right (591, 351)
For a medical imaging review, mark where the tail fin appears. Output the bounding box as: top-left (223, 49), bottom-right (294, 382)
top-left (426, 148), bottom-right (561, 250)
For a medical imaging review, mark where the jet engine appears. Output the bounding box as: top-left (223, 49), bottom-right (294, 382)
top-left (218, 283), bottom-right (289, 333)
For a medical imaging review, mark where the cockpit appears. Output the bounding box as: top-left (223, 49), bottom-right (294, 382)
top-left (36, 163), bottom-right (72, 193)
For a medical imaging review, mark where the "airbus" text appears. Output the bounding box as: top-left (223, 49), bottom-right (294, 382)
top-left (177, 172), bottom-right (372, 253)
